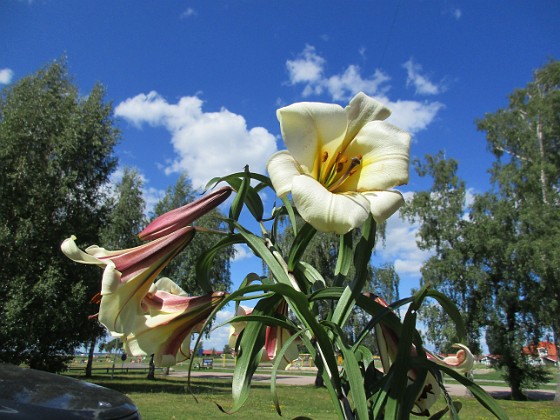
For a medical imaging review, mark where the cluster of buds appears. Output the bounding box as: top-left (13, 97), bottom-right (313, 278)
top-left (62, 186), bottom-right (231, 366)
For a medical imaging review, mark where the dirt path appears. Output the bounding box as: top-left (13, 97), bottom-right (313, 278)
top-left (170, 370), bottom-right (556, 400)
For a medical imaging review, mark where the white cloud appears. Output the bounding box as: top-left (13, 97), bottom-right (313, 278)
top-left (115, 92), bottom-right (278, 189)
top-left (387, 99), bottom-right (444, 134)
top-left (378, 210), bottom-right (433, 278)
top-left (200, 307), bottom-right (234, 352)
top-left (376, 193), bottom-right (433, 282)
top-left (403, 58), bottom-right (444, 95)
top-left (285, 46), bottom-right (443, 134)
top-left (0, 68), bottom-right (14, 85)
top-left (180, 8), bottom-right (197, 19)
top-left (233, 244), bottom-right (254, 262)
top-left (286, 44), bottom-right (325, 85)
top-left (453, 9), bottom-right (462, 20)
top-left (325, 65), bottom-right (390, 102)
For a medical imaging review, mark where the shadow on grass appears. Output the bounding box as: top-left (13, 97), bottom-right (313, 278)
top-left (66, 374), bottom-right (274, 397)
top-left (485, 390), bottom-right (556, 401)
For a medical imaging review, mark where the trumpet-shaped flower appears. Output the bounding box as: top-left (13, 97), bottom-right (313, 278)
top-left (267, 92), bottom-right (411, 234)
top-left (61, 227), bottom-right (196, 334)
top-left (370, 294), bottom-right (474, 416)
top-left (123, 277), bottom-right (226, 367)
top-left (139, 186), bottom-right (232, 241)
top-left (228, 302), bottom-right (299, 370)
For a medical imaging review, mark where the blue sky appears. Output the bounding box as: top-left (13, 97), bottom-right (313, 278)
top-left (2, 1), bottom-right (559, 351)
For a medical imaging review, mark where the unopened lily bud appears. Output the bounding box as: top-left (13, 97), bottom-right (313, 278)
top-left (139, 186), bottom-right (232, 241)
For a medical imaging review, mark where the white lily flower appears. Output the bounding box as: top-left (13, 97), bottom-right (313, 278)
top-left (267, 92), bottom-right (411, 234)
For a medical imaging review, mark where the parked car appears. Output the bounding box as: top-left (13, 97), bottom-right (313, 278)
top-left (0, 363), bottom-right (140, 419)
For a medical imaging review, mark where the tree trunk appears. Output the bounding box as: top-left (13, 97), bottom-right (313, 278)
top-left (554, 365), bottom-right (560, 403)
top-left (553, 331), bottom-right (560, 402)
top-left (85, 338), bottom-right (95, 378)
top-left (147, 354), bottom-right (156, 380)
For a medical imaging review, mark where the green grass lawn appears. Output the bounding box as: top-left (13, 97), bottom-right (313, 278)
top-left (65, 372), bottom-right (560, 420)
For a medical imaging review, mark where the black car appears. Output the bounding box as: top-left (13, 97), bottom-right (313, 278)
top-left (0, 363), bottom-right (140, 419)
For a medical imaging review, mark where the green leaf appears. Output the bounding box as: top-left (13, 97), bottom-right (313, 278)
top-left (323, 320), bottom-right (369, 420)
top-left (426, 361), bottom-right (509, 420)
top-left (384, 303), bottom-right (419, 419)
top-left (229, 166), bottom-right (251, 227)
top-left (231, 294), bottom-right (283, 412)
top-left (334, 231), bottom-right (353, 287)
top-left (293, 261), bottom-right (327, 289)
top-left (287, 222), bottom-right (317, 271)
top-left (234, 223), bottom-right (295, 288)
top-left (270, 329), bottom-right (307, 416)
top-left (350, 215), bottom-right (377, 290)
top-left (204, 170), bottom-right (273, 191)
top-left (195, 234), bottom-right (244, 292)
top-left (280, 195), bottom-right (298, 236)
top-left (425, 289), bottom-right (466, 342)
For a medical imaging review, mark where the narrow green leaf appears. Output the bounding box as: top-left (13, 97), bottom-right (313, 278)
top-left (231, 295), bottom-right (283, 412)
top-left (426, 289), bottom-right (467, 342)
top-left (427, 361), bottom-right (509, 420)
top-left (270, 329), bottom-right (307, 416)
top-left (234, 223), bottom-right (295, 288)
top-left (280, 195), bottom-right (298, 236)
top-left (287, 222), bottom-right (317, 271)
top-left (350, 215), bottom-right (377, 290)
top-left (204, 170), bottom-right (273, 193)
top-left (293, 261), bottom-right (326, 289)
top-left (229, 166), bottom-right (251, 227)
top-left (323, 320), bottom-right (369, 420)
top-left (334, 231), bottom-right (353, 287)
top-left (195, 234), bottom-right (244, 292)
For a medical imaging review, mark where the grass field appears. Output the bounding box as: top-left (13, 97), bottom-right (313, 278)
top-left (65, 370), bottom-right (560, 420)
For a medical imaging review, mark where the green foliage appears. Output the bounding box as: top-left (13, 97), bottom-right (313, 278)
top-left (403, 60), bottom-right (560, 400)
top-left (0, 58), bottom-right (119, 371)
top-left (185, 172), bottom-right (505, 420)
top-left (401, 152), bottom-right (484, 353)
top-left (100, 167), bottom-right (146, 249)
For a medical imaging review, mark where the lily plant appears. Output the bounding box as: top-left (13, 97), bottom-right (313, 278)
top-left (63, 93), bottom-right (507, 419)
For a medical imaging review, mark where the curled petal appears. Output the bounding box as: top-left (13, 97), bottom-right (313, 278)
top-left (292, 175), bottom-right (370, 234)
top-left (344, 92), bottom-right (391, 143)
top-left (428, 344), bottom-right (474, 374)
top-left (62, 227), bottom-right (195, 283)
top-left (362, 190), bottom-right (405, 224)
top-left (267, 151), bottom-right (303, 197)
top-left (61, 236), bottom-right (107, 267)
top-left (98, 264), bottom-right (150, 334)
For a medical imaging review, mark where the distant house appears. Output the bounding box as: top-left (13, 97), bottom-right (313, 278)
top-left (201, 349), bottom-right (223, 357)
top-left (522, 341), bottom-right (558, 367)
top-left (480, 354), bottom-right (500, 367)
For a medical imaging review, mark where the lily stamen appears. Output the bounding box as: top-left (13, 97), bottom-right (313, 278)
top-left (327, 155), bottom-right (362, 192)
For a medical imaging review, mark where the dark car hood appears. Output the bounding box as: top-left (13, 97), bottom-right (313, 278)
top-left (0, 363), bottom-right (139, 419)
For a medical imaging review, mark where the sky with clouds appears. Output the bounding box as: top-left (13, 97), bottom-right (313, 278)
top-left (1, 0), bottom-right (558, 351)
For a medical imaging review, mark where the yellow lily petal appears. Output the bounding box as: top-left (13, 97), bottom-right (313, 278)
top-left (337, 120), bottom-right (410, 192)
top-left (277, 101), bottom-right (347, 178)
